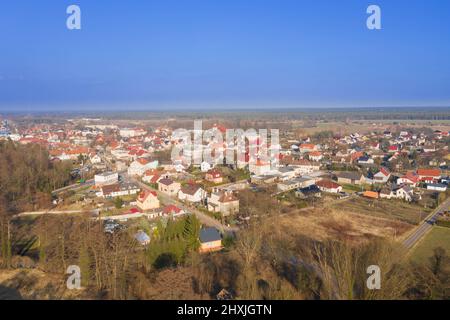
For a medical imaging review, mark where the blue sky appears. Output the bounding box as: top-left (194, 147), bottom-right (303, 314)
top-left (0, 0), bottom-right (450, 112)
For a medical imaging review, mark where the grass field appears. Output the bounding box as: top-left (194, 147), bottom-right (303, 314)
top-left (410, 226), bottom-right (450, 264)
top-left (330, 196), bottom-right (430, 225)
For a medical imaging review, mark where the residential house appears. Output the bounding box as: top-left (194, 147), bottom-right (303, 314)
top-left (299, 144), bottom-right (317, 153)
top-left (293, 159), bottom-right (320, 174)
top-left (96, 182), bottom-right (140, 198)
top-left (128, 158), bottom-right (159, 176)
top-left (94, 172), bottom-right (118, 186)
top-left (136, 190), bottom-right (160, 211)
top-left (417, 168), bottom-right (441, 183)
top-left (336, 172), bottom-right (365, 185)
top-left (199, 227), bottom-right (222, 253)
top-left (207, 189), bottom-right (240, 216)
top-left (397, 172), bottom-right (420, 187)
top-left (316, 180), bottom-right (343, 193)
top-left (379, 187), bottom-right (394, 199)
top-left (158, 178), bottom-right (181, 197)
top-left (205, 168), bottom-right (224, 184)
top-left (200, 161), bottom-right (212, 172)
top-left (249, 159), bottom-right (271, 175)
top-left (162, 204), bottom-right (186, 217)
top-left (427, 183), bottom-right (447, 192)
top-left (178, 184), bottom-right (207, 203)
top-left (372, 167), bottom-right (391, 184)
top-left (393, 184), bottom-right (415, 202)
top-left (357, 155), bottom-right (374, 165)
top-left (277, 167), bottom-right (297, 181)
top-left (309, 151), bottom-right (323, 162)
top-left (277, 176), bottom-right (315, 192)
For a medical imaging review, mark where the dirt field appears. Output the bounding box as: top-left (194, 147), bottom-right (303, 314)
top-left (0, 269), bottom-right (86, 300)
top-left (329, 197), bottom-right (429, 225)
top-left (275, 206), bottom-right (413, 244)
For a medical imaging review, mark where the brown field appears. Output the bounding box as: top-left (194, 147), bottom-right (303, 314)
top-left (275, 206), bottom-right (413, 244)
top-left (329, 196), bottom-right (430, 225)
top-left (296, 120), bottom-right (450, 136)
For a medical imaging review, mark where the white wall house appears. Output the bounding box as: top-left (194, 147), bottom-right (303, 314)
top-left (128, 158), bottom-right (159, 176)
top-left (95, 172), bottom-right (119, 186)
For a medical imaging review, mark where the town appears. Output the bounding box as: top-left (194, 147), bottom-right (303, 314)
top-left (1, 111), bottom-right (450, 300)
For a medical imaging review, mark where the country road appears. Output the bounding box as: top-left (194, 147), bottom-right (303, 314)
top-left (402, 198), bottom-right (450, 250)
top-left (13, 209), bottom-right (99, 219)
top-left (127, 175), bottom-right (238, 234)
top-left (51, 179), bottom-right (94, 195)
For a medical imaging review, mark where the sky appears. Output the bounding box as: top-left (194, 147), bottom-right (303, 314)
top-left (0, 0), bottom-right (450, 112)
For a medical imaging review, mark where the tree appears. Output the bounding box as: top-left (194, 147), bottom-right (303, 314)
top-left (114, 197), bottom-right (124, 209)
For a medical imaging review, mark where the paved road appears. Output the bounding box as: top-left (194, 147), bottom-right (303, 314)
top-left (127, 175), bottom-right (238, 233)
top-left (402, 198), bottom-right (450, 250)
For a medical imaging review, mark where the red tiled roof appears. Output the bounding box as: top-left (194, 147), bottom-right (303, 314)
top-left (138, 190), bottom-right (157, 202)
top-left (316, 180), bottom-right (341, 189)
top-left (300, 144), bottom-right (315, 150)
top-left (137, 158), bottom-right (149, 165)
top-left (163, 205), bottom-right (182, 214)
top-left (417, 168), bottom-right (441, 177)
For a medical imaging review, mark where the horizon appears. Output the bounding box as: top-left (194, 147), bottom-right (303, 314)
top-left (1, 0), bottom-right (450, 111)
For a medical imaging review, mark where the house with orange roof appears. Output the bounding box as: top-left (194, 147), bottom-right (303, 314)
top-left (299, 144), bottom-right (317, 153)
top-left (249, 159), bottom-right (271, 175)
top-left (417, 168), bottom-right (441, 182)
top-left (162, 204), bottom-right (185, 217)
top-left (363, 191), bottom-right (379, 199)
top-left (205, 168), bottom-right (223, 184)
top-left (316, 180), bottom-right (342, 193)
top-left (397, 172), bottom-right (420, 187)
top-left (309, 151), bottom-right (323, 162)
top-left (136, 190), bottom-right (160, 211)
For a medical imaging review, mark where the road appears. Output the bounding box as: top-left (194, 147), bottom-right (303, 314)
top-left (52, 179), bottom-right (94, 195)
top-left (126, 174), bottom-right (238, 233)
top-left (402, 198), bottom-right (450, 250)
top-left (13, 208), bottom-right (99, 219)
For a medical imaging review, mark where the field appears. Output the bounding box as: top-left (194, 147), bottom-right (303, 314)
top-left (330, 196), bottom-right (430, 225)
top-left (410, 226), bottom-right (450, 264)
top-left (274, 206), bottom-right (413, 244)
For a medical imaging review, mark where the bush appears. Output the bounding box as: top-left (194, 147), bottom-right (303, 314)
top-left (436, 220), bottom-right (450, 228)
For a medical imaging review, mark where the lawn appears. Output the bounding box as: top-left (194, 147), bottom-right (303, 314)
top-left (410, 226), bottom-right (450, 264)
top-left (331, 196), bottom-right (430, 225)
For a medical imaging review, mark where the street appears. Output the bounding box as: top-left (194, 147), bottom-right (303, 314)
top-left (125, 174), bottom-right (238, 234)
top-left (402, 198), bottom-right (450, 250)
